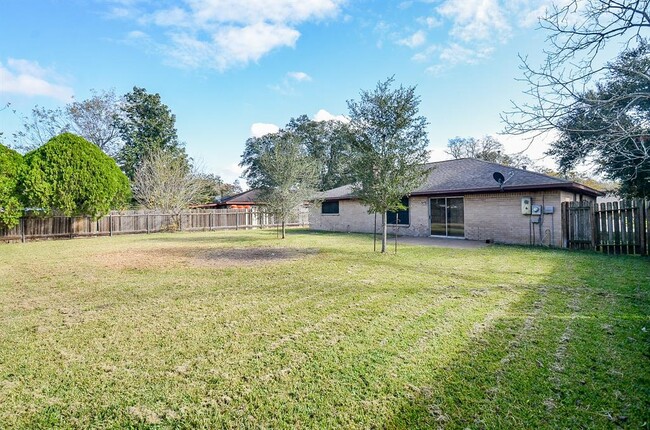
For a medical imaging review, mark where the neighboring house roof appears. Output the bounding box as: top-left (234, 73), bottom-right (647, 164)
top-left (218, 188), bottom-right (262, 205)
top-left (316, 158), bottom-right (603, 200)
top-left (191, 189), bottom-right (263, 209)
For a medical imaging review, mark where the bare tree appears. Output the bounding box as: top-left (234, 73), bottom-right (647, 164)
top-left (132, 148), bottom-right (202, 228)
top-left (447, 136), bottom-right (535, 168)
top-left (502, 0), bottom-right (650, 196)
top-left (67, 89), bottom-right (123, 157)
top-left (12, 89), bottom-right (123, 156)
top-left (12, 106), bottom-right (70, 152)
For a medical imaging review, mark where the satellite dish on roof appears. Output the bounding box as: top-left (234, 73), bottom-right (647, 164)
top-left (493, 171), bottom-right (514, 191)
top-left (493, 172), bottom-right (505, 185)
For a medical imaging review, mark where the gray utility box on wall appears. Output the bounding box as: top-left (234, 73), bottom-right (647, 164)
top-left (521, 197), bottom-right (532, 215)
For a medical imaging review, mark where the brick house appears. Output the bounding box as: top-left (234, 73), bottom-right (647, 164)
top-left (310, 158), bottom-right (602, 247)
top-left (191, 189), bottom-right (262, 210)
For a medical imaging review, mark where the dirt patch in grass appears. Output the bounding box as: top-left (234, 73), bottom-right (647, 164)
top-left (94, 246), bottom-right (319, 270)
top-left (192, 247), bottom-right (319, 267)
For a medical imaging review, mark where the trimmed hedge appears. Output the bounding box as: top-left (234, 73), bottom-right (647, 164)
top-left (20, 133), bottom-right (131, 218)
top-left (0, 144), bottom-right (24, 228)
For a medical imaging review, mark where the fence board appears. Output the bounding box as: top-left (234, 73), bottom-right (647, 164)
top-left (1, 208), bottom-right (309, 243)
top-left (563, 199), bottom-right (649, 256)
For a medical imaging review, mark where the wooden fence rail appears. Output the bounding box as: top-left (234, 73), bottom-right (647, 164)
top-left (563, 199), bottom-right (649, 255)
top-left (0, 208), bottom-right (309, 243)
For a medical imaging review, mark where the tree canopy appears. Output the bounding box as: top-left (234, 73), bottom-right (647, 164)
top-left (116, 87), bottom-right (187, 179)
top-left (20, 133), bottom-right (131, 218)
top-left (503, 0), bottom-right (650, 197)
top-left (547, 43), bottom-right (650, 197)
top-left (446, 136), bottom-right (533, 168)
top-left (240, 115), bottom-right (354, 191)
top-left (0, 143), bottom-right (24, 228)
top-left (347, 77), bottom-right (430, 252)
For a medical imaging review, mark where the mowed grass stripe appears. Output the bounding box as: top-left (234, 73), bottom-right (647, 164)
top-left (549, 288), bottom-right (650, 428)
top-left (239, 288), bottom-right (523, 427)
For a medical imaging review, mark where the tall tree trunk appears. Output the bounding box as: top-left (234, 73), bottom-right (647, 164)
top-left (381, 211), bottom-right (387, 253)
top-left (281, 219), bottom-right (286, 239)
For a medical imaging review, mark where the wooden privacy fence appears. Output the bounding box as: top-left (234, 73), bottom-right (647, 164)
top-left (562, 199), bottom-right (649, 255)
top-left (0, 208), bottom-right (310, 243)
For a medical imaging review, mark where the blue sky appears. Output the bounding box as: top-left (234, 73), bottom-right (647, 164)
top-left (0, 0), bottom-right (554, 183)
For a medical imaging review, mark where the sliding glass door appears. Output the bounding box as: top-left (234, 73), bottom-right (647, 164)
top-left (430, 197), bottom-right (464, 237)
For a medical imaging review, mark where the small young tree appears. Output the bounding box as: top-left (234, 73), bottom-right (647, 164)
top-left (19, 133), bottom-right (131, 218)
top-left (347, 77), bottom-right (430, 253)
top-left (132, 148), bottom-right (202, 227)
top-left (253, 134), bottom-right (318, 239)
top-left (0, 143), bottom-right (24, 228)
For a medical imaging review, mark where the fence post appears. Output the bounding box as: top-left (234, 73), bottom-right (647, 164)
top-left (109, 213), bottom-right (113, 237)
top-left (590, 201), bottom-right (597, 250)
top-left (561, 202), bottom-right (568, 248)
top-left (236, 212), bottom-right (239, 230)
top-left (637, 199), bottom-right (650, 255)
top-left (20, 217), bottom-right (25, 243)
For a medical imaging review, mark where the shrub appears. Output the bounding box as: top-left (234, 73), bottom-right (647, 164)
top-left (20, 133), bottom-right (131, 218)
top-left (0, 144), bottom-right (24, 228)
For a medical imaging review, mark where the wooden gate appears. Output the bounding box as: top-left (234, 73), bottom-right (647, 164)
top-left (562, 199), bottom-right (649, 255)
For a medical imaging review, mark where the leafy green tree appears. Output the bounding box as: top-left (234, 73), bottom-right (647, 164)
top-left (546, 43), bottom-right (650, 197)
top-left (20, 133), bottom-right (131, 218)
top-left (116, 87), bottom-right (187, 179)
top-left (192, 174), bottom-right (243, 204)
top-left (249, 134), bottom-right (318, 239)
top-left (503, 1), bottom-right (650, 198)
top-left (347, 77), bottom-right (430, 253)
top-left (240, 115), bottom-right (354, 191)
top-left (0, 143), bottom-right (24, 228)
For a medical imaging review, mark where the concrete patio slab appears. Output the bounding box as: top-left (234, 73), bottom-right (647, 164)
top-left (392, 235), bottom-right (489, 249)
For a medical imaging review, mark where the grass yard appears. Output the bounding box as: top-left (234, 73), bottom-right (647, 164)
top-left (0, 229), bottom-right (648, 429)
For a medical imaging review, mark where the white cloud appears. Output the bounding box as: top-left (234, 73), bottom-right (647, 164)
top-left (0, 58), bottom-right (73, 101)
top-left (313, 109), bottom-right (349, 123)
top-left (269, 71), bottom-right (313, 95)
top-left (403, 0), bottom-right (554, 71)
top-left (397, 30), bottom-right (427, 49)
top-left (439, 43), bottom-right (494, 65)
top-left (287, 71), bottom-right (312, 82)
top-left (113, 0), bottom-right (346, 71)
top-left (437, 0), bottom-right (511, 42)
top-left (250, 122), bottom-right (280, 137)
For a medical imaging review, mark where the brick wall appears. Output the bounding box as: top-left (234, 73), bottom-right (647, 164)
top-left (310, 191), bottom-right (595, 247)
top-left (464, 191), bottom-right (563, 246)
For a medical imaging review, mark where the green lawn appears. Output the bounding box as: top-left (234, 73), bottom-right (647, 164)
top-left (0, 230), bottom-right (648, 429)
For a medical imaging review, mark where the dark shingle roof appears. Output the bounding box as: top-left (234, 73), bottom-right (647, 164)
top-left (315, 158), bottom-right (602, 200)
top-left (220, 188), bottom-right (261, 204)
